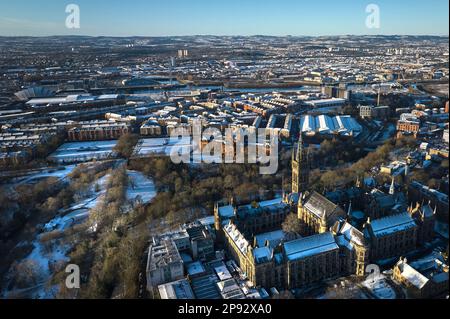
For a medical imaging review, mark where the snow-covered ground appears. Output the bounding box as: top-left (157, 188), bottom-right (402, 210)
top-left (2, 172), bottom-right (112, 299)
top-left (126, 170), bottom-right (157, 204)
top-left (14, 165), bottom-right (77, 185)
top-left (362, 274), bottom-right (396, 299)
top-left (1, 238), bottom-right (70, 299)
top-left (134, 137), bottom-right (191, 157)
top-left (49, 140), bottom-right (118, 164)
top-left (2, 164), bottom-right (157, 299)
top-left (44, 169), bottom-right (156, 233)
top-left (134, 137), bottom-right (230, 163)
top-left (43, 173), bottom-right (111, 232)
top-left (43, 209), bottom-right (89, 233)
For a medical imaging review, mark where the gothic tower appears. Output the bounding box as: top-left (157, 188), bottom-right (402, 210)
top-left (292, 133), bottom-right (309, 194)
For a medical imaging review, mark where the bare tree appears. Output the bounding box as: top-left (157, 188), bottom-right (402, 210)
top-left (10, 259), bottom-right (45, 289)
top-left (282, 214), bottom-right (302, 238)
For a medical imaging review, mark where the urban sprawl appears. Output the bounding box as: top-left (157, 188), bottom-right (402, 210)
top-left (0, 35), bottom-right (448, 300)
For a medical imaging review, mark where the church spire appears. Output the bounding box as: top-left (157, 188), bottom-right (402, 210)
top-left (295, 132), bottom-right (304, 162)
top-left (291, 132), bottom-right (309, 194)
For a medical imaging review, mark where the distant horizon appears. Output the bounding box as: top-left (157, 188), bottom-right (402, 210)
top-left (0, 34), bottom-right (448, 38)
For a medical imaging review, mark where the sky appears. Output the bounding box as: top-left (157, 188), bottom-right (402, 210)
top-left (0, 0), bottom-right (448, 37)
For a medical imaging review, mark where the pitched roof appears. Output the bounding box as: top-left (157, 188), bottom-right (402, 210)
top-left (398, 262), bottom-right (429, 289)
top-left (370, 213), bottom-right (417, 237)
top-left (253, 247), bottom-right (273, 264)
top-left (223, 221), bottom-right (249, 254)
top-left (237, 197), bottom-right (288, 217)
top-left (303, 191), bottom-right (342, 220)
top-left (218, 205), bottom-right (235, 218)
top-left (255, 230), bottom-right (286, 249)
top-left (432, 272), bottom-right (449, 284)
top-left (283, 232), bottom-right (339, 261)
top-left (337, 221), bottom-right (366, 246)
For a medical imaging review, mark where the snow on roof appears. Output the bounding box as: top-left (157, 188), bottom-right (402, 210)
top-left (98, 94), bottom-right (119, 100)
top-left (255, 230), bottom-right (285, 249)
top-left (223, 222), bottom-right (249, 254)
top-left (217, 278), bottom-right (241, 296)
top-left (303, 192), bottom-right (339, 220)
top-left (214, 265), bottom-right (232, 281)
top-left (284, 232), bottom-right (339, 261)
top-left (400, 263), bottom-right (429, 289)
top-left (218, 205), bottom-right (235, 218)
top-left (259, 197), bottom-right (283, 208)
top-left (236, 197), bottom-right (287, 217)
top-left (197, 216), bottom-right (215, 226)
top-left (187, 261), bottom-right (206, 276)
top-left (305, 98), bottom-right (346, 106)
top-left (370, 213), bottom-right (416, 237)
top-left (158, 279), bottom-right (195, 299)
top-left (300, 115), bottom-right (361, 136)
top-left (253, 247), bottom-right (272, 264)
top-left (339, 222), bottom-right (365, 246)
top-left (317, 114), bottom-right (333, 132)
top-left (336, 234), bottom-right (353, 251)
top-left (301, 115), bottom-right (315, 132)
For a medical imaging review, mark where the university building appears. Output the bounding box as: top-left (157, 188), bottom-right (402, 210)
top-left (213, 135), bottom-right (437, 290)
top-left (393, 256), bottom-right (449, 299)
top-left (298, 191), bottom-right (346, 236)
top-left (364, 213), bottom-right (417, 261)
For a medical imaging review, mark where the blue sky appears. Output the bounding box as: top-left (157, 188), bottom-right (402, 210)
top-left (0, 0), bottom-right (448, 36)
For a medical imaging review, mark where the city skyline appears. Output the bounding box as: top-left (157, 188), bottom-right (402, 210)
top-left (0, 0), bottom-right (449, 37)
top-left (0, 0), bottom-right (448, 304)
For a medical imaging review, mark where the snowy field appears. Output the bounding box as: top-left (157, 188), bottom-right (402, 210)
top-left (133, 137), bottom-right (191, 157)
top-left (126, 170), bottom-right (157, 204)
top-left (134, 137), bottom-right (231, 163)
top-left (49, 140), bottom-right (118, 164)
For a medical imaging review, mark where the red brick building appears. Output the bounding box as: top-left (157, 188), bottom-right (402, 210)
top-left (397, 119), bottom-right (420, 138)
top-left (68, 122), bottom-right (131, 141)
